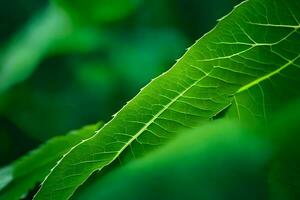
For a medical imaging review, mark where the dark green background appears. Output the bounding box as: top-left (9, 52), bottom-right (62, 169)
top-left (0, 0), bottom-right (242, 166)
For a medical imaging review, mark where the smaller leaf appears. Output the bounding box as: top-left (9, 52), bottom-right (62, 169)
top-left (0, 123), bottom-right (102, 200)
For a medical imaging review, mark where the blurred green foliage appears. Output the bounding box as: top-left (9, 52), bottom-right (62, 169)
top-left (54, 0), bottom-right (142, 23)
top-left (74, 120), bottom-right (270, 200)
top-left (267, 100), bottom-right (300, 200)
top-left (72, 99), bottom-right (300, 200)
top-left (0, 0), bottom-right (241, 166)
top-left (1, 1), bottom-right (299, 199)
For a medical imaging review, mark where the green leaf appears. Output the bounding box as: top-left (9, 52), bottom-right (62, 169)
top-left (34, 0), bottom-right (300, 199)
top-left (0, 123), bottom-right (102, 200)
top-left (74, 120), bottom-right (269, 200)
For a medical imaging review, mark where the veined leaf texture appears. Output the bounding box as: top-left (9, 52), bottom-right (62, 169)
top-left (35, 0), bottom-right (300, 199)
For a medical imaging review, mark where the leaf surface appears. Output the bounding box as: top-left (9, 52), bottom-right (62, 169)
top-left (35, 0), bottom-right (300, 199)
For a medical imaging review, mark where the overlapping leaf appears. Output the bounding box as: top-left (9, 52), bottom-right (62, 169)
top-left (74, 99), bottom-right (300, 200)
top-left (74, 120), bottom-right (270, 200)
top-left (0, 124), bottom-right (101, 200)
top-left (35, 0), bottom-right (300, 199)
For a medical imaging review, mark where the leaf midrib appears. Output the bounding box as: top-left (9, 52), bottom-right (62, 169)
top-left (101, 70), bottom-right (214, 170)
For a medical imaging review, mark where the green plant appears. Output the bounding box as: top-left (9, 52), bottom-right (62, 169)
top-left (0, 0), bottom-right (299, 199)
